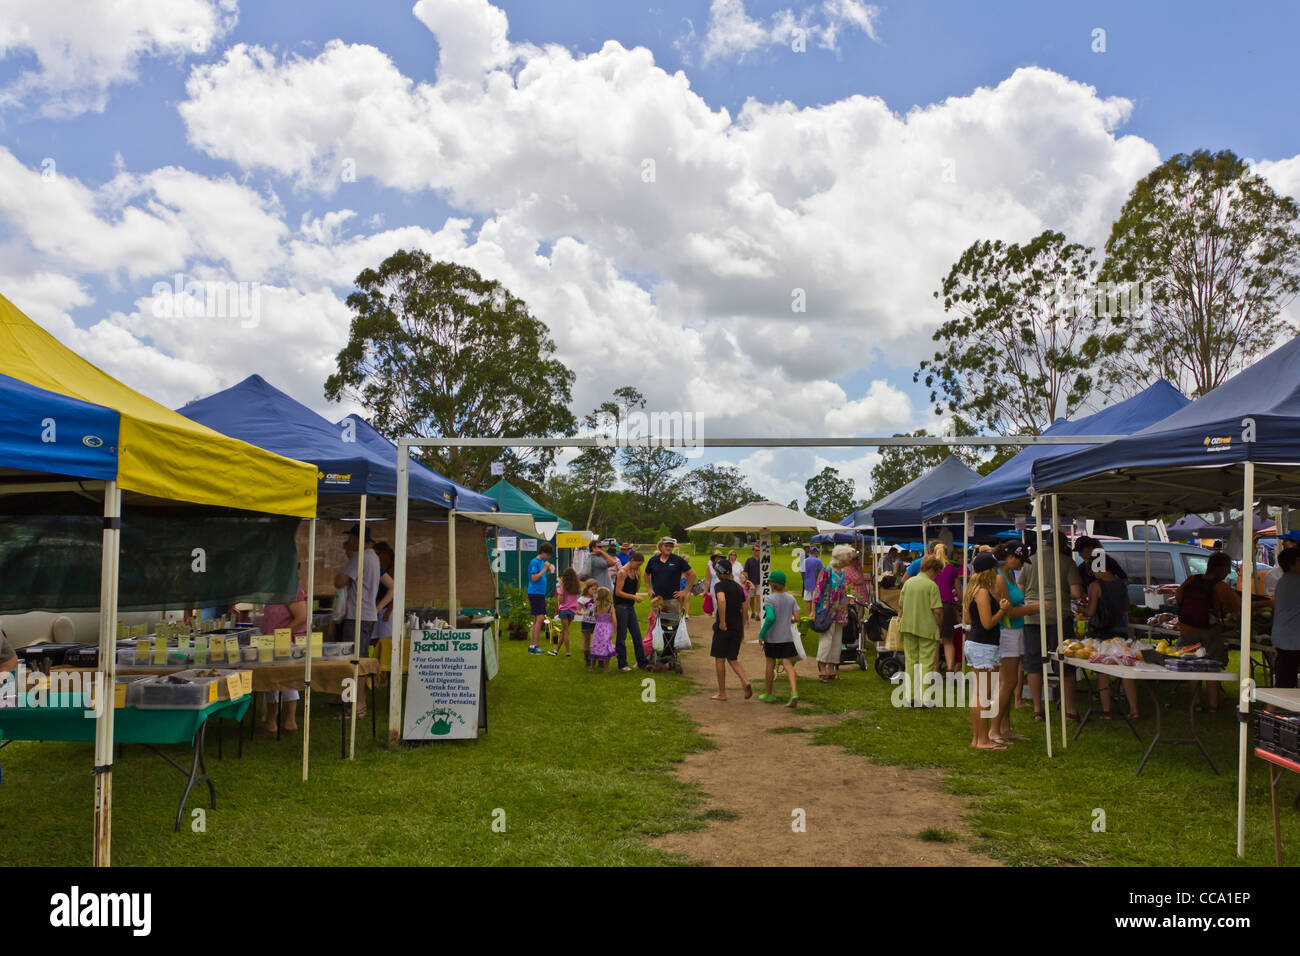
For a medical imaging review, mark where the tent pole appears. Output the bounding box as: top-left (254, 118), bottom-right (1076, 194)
top-left (349, 494), bottom-right (367, 760)
top-left (389, 445), bottom-right (410, 745)
top-left (1051, 495), bottom-right (1068, 751)
top-left (1237, 462), bottom-right (1256, 857)
top-left (1035, 495), bottom-right (1053, 758)
top-left (92, 480), bottom-right (121, 867)
top-left (872, 524), bottom-right (878, 602)
top-left (302, 517), bottom-right (316, 781)
top-left (1144, 519), bottom-right (1151, 591)
top-left (449, 509), bottom-right (458, 626)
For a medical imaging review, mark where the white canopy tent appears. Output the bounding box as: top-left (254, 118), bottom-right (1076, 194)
top-left (688, 501), bottom-right (842, 599)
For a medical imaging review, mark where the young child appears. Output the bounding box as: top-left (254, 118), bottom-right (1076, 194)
top-left (758, 570), bottom-right (801, 707)
top-left (551, 567), bottom-right (580, 657)
top-left (577, 578), bottom-right (598, 665)
top-left (644, 595), bottom-right (664, 660)
top-left (589, 587), bottom-right (616, 672)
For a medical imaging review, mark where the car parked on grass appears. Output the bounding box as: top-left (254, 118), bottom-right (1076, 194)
top-left (1085, 539), bottom-right (1268, 606)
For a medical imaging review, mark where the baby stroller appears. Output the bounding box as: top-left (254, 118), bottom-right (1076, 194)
top-left (646, 611), bottom-right (686, 674)
top-left (839, 602), bottom-right (868, 671)
top-left (862, 600), bottom-right (902, 680)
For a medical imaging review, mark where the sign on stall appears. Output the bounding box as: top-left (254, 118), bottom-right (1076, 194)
top-left (497, 536), bottom-right (517, 551)
top-left (520, 538), bottom-right (538, 552)
top-left (491, 461), bottom-right (505, 476)
top-left (403, 629), bottom-right (483, 740)
top-left (555, 531), bottom-right (590, 548)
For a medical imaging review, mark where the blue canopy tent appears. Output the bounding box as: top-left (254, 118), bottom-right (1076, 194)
top-left (849, 455), bottom-right (1015, 543)
top-left (181, 374), bottom-right (500, 763)
top-left (1029, 335), bottom-right (1300, 858)
top-left (921, 380), bottom-right (1189, 520)
top-left (0, 371), bottom-right (121, 482)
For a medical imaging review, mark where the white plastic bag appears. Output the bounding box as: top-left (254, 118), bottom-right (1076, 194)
top-left (332, 588), bottom-right (348, 622)
top-left (673, 617), bottom-right (692, 650)
top-left (572, 548), bottom-right (590, 577)
top-left (651, 619), bottom-right (665, 653)
top-left (792, 631), bottom-right (807, 661)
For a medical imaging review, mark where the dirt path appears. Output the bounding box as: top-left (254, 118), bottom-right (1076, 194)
top-left (650, 630), bottom-right (997, 866)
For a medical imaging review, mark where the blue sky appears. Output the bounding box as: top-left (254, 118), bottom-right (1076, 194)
top-left (1, 0), bottom-right (1297, 505)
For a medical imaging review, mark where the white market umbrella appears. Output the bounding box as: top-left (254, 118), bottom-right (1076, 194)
top-left (688, 501), bottom-right (842, 599)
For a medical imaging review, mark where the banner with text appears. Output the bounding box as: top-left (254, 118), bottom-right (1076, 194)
top-left (403, 628), bottom-right (482, 740)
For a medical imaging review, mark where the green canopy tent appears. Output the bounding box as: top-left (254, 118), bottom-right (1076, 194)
top-left (483, 479), bottom-right (572, 596)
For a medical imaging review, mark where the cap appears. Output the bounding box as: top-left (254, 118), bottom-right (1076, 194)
top-left (1281, 530), bottom-right (1300, 543)
top-left (711, 556), bottom-right (733, 576)
top-left (1001, 542), bottom-right (1031, 565)
top-left (344, 525), bottom-right (374, 543)
top-left (659, 536), bottom-right (677, 546)
top-left (972, 553), bottom-right (999, 572)
top-left (1073, 535), bottom-right (1100, 554)
top-left (769, 569), bottom-right (786, 586)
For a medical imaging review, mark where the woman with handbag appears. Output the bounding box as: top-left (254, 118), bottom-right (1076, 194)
top-left (810, 545), bottom-right (855, 682)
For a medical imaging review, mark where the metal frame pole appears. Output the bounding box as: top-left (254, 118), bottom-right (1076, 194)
top-left (1051, 495), bottom-right (1068, 750)
top-left (449, 509), bottom-right (458, 626)
top-left (349, 494), bottom-right (366, 759)
top-left (301, 517), bottom-right (316, 781)
top-left (1237, 462), bottom-right (1256, 857)
top-left (92, 480), bottom-right (121, 867)
top-left (389, 446), bottom-right (410, 745)
top-left (1035, 495), bottom-right (1053, 758)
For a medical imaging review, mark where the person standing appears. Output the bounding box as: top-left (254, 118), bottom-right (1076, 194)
top-left (811, 544), bottom-right (855, 682)
top-left (965, 553), bottom-right (1013, 749)
top-left (585, 539), bottom-right (620, 593)
top-left (334, 525), bottom-right (393, 659)
top-left (709, 557), bottom-right (752, 701)
top-left (1271, 549), bottom-right (1300, 688)
top-left (645, 537), bottom-right (696, 624)
top-left (1264, 530), bottom-right (1300, 598)
top-left (757, 569), bottom-right (801, 707)
top-left (1074, 536), bottom-right (1128, 594)
top-left (1083, 559), bottom-right (1140, 720)
top-left (1176, 551), bottom-right (1240, 711)
top-left (899, 555), bottom-right (944, 706)
top-left (525, 542), bottom-right (556, 656)
top-left (744, 546), bottom-right (763, 621)
top-left (932, 543), bottom-right (960, 672)
top-left (991, 543), bottom-right (1040, 742)
top-left (551, 566), bottom-right (581, 658)
top-left (260, 568), bottom-right (308, 734)
top-left (1020, 531), bottom-right (1080, 721)
top-left (613, 552), bottom-right (647, 671)
top-left (802, 546), bottom-right (824, 604)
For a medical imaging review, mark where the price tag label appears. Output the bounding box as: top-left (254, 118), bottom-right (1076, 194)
top-left (178, 634), bottom-right (191, 652)
top-left (225, 674), bottom-right (241, 699)
top-left (238, 670), bottom-right (253, 696)
top-left (224, 636), bottom-right (240, 665)
top-left (257, 634), bottom-right (274, 664)
top-left (311, 632), bottom-right (323, 659)
top-left (135, 639), bottom-right (150, 664)
top-left (274, 628), bottom-right (292, 659)
top-left (193, 636), bottom-right (208, 666)
top-left (152, 635), bottom-right (168, 666)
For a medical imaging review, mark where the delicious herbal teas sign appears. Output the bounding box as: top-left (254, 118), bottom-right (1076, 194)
top-left (403, 629), bottom-right (482, 741)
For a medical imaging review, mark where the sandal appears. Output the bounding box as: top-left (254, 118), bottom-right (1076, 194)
top-left (1033, 710), bottom-right (1045, 722)
top-left (1099, 712), bottom-right (1114, 721)
top-left (743, 682), bottom-right (754, 700)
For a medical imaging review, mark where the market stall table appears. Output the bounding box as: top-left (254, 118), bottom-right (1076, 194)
top-left (1253, 687), bottom-right (1300, 865)
top-left (1131, 623), bottom-right (1276, 686)
top-left (0, 693), bottom-right (249, 831)
top-left (55, 657), bottom-right (382, 753)
top-left (1055, 657), bottom-right (1237, 775)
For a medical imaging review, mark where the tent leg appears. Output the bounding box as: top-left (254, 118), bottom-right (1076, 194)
top-left (93, 481), bottom-right (121, 867)
top-left (302, 518), bottom-right (316, 781)
top-left (389, 445), bottom-right (410, 744)
top-left (350, 495), bottom-right (367, 760)
top-left (1144, 519), bottom-right (1151, 591)
top-left (1035, 496), bottom-right (1053, 758)
top-left (449, 509), bottom-right (458, 626)
top-left (1237, 462), bottom-right (1256, 858)
top-left (1051, 495), bottom-right (1067, 751)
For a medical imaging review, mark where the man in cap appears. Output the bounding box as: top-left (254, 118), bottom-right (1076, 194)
top-left (1264, 530), bottom-right (1300, 598)
top-left (646, 536), bottom-right (696, 627)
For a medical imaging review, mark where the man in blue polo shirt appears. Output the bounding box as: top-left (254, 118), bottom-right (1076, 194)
top-left (802, 546), bottom-right (823, 603)
top-left (645, 536), bottom-right (696, 623)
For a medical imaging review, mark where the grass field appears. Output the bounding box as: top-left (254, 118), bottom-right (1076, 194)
top-left (2, 545), bottom-right (1296, 866)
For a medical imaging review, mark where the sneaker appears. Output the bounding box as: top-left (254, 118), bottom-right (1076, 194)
top-left (528, 645), bottom-right (543, 655)
top-left (619, 666), bottom-right (634, 672)
top-left (546, 649), bottom-right (557, 657)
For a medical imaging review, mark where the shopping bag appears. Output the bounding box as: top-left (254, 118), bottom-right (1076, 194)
top-left (673, 617), bottom-right (692, 650)
top-left (885, 617), bottom-right (904, 651)
top-left (792, 631), bottom-right (808, 661)
top-left (572, 548), bottom-right (590, 577)
top-left (651, 619), bottom-right (665, 653)
top-left (702, 593), bottom-right (714, 615)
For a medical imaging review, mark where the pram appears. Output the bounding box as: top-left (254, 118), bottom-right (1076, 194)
top-left (646, 610), bottom-right (686, 674)
top-left (838, 602), bottom-right (868, 671)
top-left (861, 600), bottom-right (902, 680)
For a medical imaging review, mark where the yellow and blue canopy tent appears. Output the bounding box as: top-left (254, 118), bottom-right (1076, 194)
top-left (0, 293), bottom-right (317, 866)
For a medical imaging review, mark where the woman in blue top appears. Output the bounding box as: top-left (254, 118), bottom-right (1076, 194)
top-left (992, 543), bottom-right (1042, 743)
